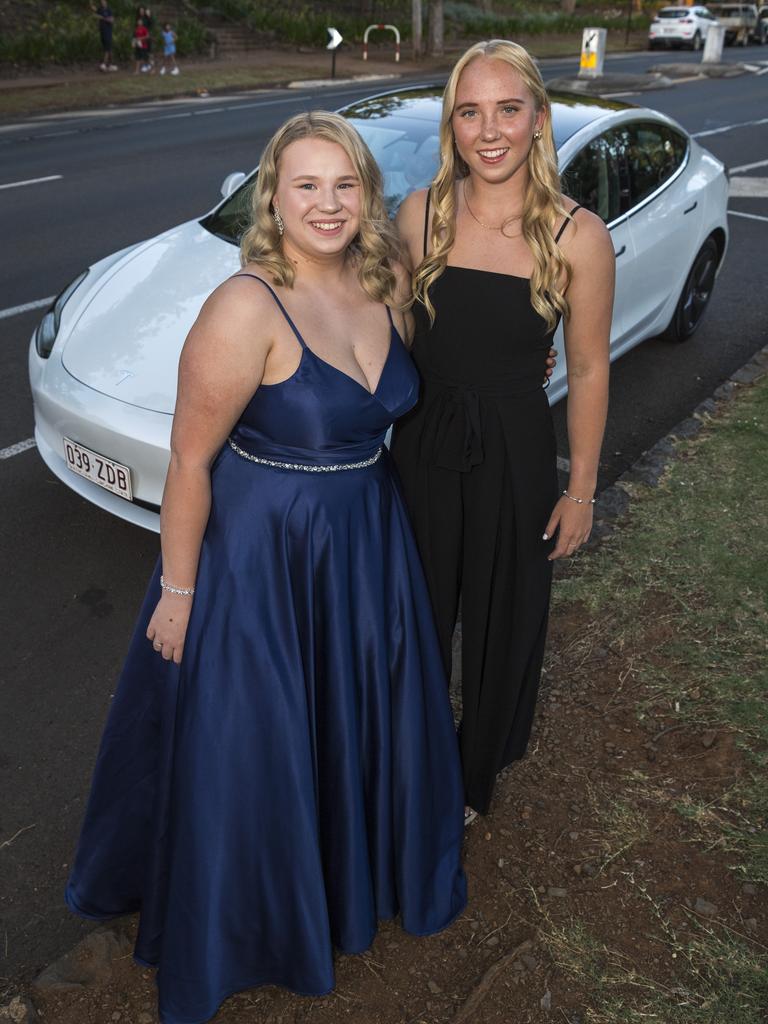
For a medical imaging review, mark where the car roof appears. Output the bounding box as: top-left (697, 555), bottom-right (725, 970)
top-left (340, 84), bottom-right (638, 151)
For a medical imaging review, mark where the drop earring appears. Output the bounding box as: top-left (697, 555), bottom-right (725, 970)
top-left (272, 206), bottom-right (284, 236)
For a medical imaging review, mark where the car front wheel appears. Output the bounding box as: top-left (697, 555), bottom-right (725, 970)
top-left (661, 238), bottom-right (719, 343)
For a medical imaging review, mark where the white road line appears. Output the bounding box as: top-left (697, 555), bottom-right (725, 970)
top-left (729, 177), bottom-right (768, 198)
top-left (756, 66), bottom-right (768, 76)
top-left (0, 174), bottom-right (62, 190)
top-left (693, 116), bottom-right (768, 139)
top-left (728, 209), bottom-right (768, 223)
top-left (0, 296), bottom-right (54, 320)
top-left (0, 438), bottom-right (36, 460)
top-left (730, 157), bottom-right (768, 173)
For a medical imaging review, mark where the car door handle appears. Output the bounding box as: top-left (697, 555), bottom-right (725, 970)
top-left (614, 245), bottom-right (626, 257)
top-left (684, 201), bottom-right (698, 215)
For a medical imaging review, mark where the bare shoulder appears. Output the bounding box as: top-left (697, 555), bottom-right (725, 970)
top-left (559, 203), bottom-right (613, 267)
top-left (181, 270), bottom-right (277, 375)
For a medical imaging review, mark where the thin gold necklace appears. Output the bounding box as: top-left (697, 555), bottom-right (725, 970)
top-left (462, 178), bottom-right (523, 232)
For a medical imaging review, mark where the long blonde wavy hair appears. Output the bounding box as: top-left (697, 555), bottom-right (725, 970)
top-left (240, 111), bottom-right (402, 306)
top-left (414, 40), bottom-right (571, 331)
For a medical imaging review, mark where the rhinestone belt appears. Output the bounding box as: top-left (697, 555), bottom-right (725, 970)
top-left (228, 437), bottom-right (383, 472)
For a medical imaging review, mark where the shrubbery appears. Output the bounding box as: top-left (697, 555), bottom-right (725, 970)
top-left (0, 0), bottom-right (649, 66)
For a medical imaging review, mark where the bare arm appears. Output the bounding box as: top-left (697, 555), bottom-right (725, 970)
top-left (544, 209), bottom-right (614, 559)
top-left (146, 278), bottom-right (274, 661)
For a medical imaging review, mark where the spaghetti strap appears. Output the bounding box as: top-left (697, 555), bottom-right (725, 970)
top-left (233, 273), bottom-right (307, 349)
top-left (555, 204), bottom-right (582, 243)
top-left (423, 189), bottom-right (431, 258)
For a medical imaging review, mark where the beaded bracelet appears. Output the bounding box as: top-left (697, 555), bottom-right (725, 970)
top-left (160, 575), bottom-right (196, 597)
top-left (562, 489), bottom-right (596, 505)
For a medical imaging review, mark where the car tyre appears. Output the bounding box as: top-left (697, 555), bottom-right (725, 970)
top-left (691, 31), bottom-right (702, 50)
top-left (660, 238), bottom-right (719, 343)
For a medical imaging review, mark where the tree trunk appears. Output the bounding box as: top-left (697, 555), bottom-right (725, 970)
top-left (412, 0), bottom-right (423, 58)
top-left (428, 0), bottom-right (444, 56)
top-left (560, 0), bottom-right (577, 12)
top-left (479, 0), bottom-right (493, 11)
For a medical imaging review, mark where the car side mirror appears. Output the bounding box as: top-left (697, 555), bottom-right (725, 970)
top-left (220, 172), bottom-right (247, 199)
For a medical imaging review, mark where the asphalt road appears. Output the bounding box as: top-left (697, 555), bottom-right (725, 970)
top-left (1, 47), bottom-right (767, 991)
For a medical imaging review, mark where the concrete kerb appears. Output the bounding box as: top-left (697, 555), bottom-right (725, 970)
top-left (287, 72), bottom-right (400, 89)
top-left (647, 61), bottom-right (750, 78)
top-left (578, 342), bottom-right (768, 555)
top-left (545, 71), bottom-right (674, 94)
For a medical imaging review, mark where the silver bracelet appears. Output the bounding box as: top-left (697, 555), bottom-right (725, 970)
top-left (160, 575), bottom-right (195, 596)
top-left (562, 489), bottom-right (596, 505)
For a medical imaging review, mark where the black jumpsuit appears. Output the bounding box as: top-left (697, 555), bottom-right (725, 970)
top-left (391, 197), bottom-right (579, 815)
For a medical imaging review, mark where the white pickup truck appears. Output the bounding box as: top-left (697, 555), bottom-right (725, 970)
top-left (708, 2), bottom-right (768, 43)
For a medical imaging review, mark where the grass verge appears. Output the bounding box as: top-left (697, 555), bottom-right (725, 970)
top-left (531, 372), bottom-right (768, 1019)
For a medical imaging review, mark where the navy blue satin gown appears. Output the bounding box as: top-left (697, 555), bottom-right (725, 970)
top-left (66, 274), bottom-right (467, 1024)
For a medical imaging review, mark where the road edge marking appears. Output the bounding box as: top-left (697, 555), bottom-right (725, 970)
top-left (0, 438), bottom-right (36, 460)
top-left (0, 296), bottom-right (54, 320)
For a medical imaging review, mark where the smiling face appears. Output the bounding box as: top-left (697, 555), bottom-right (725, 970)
top-left (451, 57), bottom-right (545, 184)
top-left (272, 137), bottom-right (362, 261)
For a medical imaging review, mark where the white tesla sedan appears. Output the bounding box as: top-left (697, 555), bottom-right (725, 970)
top-left (29, 86), bottom-right (728, 532)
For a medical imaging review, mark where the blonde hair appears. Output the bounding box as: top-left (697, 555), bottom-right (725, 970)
top-left (240, 111), bottom-right (402, 306)
top-left (414, 40), bottom-right (571, 331)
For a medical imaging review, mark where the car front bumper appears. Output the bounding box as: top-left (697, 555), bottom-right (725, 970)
top-left (29, 338), bottom-right (168, 532)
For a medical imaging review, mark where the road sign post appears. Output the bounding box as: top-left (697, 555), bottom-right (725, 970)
top-left (327, 27), bottom-right (342, 79)
top-left (362, 24), bottom-right (401, 62)
top-left (578, 27), bottom-right (607, 78)
top-left (702, 24), bottom-right (726, 62)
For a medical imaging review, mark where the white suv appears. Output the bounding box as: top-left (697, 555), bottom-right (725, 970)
top-left (648, 5), bottom-right (718, 49)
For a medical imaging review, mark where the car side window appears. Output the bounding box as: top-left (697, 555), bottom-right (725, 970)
top-left (625, 123), bottom-right (688, 209)
top-left (560, 129), bottom-right (630, 224)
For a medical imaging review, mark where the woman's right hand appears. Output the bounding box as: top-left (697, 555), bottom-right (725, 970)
top-left (146, 592), bottom-right (193, 664)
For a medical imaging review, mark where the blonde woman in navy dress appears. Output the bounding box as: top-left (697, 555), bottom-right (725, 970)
top-left (66, 112), bottom-right (466, 1024)
top-left (392, 41), bottom-right (614, 821)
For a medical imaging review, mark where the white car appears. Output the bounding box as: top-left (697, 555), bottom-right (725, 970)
top-left (29, 87), bottom-right (729, 532)
top-left (648, 5), bottom-right (718, 48)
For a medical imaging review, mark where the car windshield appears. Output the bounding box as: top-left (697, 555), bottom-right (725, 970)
top-left (200, 87), bottom-right (630, 245)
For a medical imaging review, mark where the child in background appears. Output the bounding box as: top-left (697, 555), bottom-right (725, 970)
top-left (132, 17), bottom-right (149, 74)
top-left (160, 23), bottom-right (179, 75)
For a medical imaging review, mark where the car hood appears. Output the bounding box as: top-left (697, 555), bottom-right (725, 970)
top-left (61, 220), bottom-right (240, 414)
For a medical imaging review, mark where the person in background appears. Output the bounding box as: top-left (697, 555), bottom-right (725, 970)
top-left (137, 5), bottom-right (155, 72)
top-left (132, 16), bottom-right (149, 74)
top-left (160, 23), bottom-right (180, 76)
top-left (92, 2), bottom-right (116, 72)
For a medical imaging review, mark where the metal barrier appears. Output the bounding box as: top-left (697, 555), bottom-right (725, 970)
top-left (362, 23), bottom-right (401, 62)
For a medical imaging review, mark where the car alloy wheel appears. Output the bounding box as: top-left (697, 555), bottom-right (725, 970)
top-left (662, 238), bottom-right (719, 343)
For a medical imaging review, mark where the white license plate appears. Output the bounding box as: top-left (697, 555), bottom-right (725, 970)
top-left (63, 437), bottom-right (133, 500)
top-left (663, 25), bottom-right (679, 32)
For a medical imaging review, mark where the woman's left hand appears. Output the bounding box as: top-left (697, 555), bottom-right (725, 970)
top-left (545, 347), bottom-right (557, 382)
top-left (543, 495), bottom-right (593, 560)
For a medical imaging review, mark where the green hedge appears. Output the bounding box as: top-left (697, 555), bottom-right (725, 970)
top-left (0, 1), bottom-right (649, 66)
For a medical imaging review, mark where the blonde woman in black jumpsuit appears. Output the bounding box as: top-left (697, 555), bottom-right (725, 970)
top-left (391, 41), bottom-right (614, 820)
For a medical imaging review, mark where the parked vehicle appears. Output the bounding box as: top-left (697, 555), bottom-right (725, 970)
top-left (648, 5), bottom-right (718, 49)
top-left (756, 4), bottom-right (768, 38)
top-left (29, 87), bottom-right (729, 532)
top-left (707, 3), bottom-right (765, 43)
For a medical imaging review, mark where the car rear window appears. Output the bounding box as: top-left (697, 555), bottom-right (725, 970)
top-left (657, 8), bottom-right (689, 16)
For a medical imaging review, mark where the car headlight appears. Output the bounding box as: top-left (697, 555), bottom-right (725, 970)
top-left (34, 270), bottom-right (89, 358)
